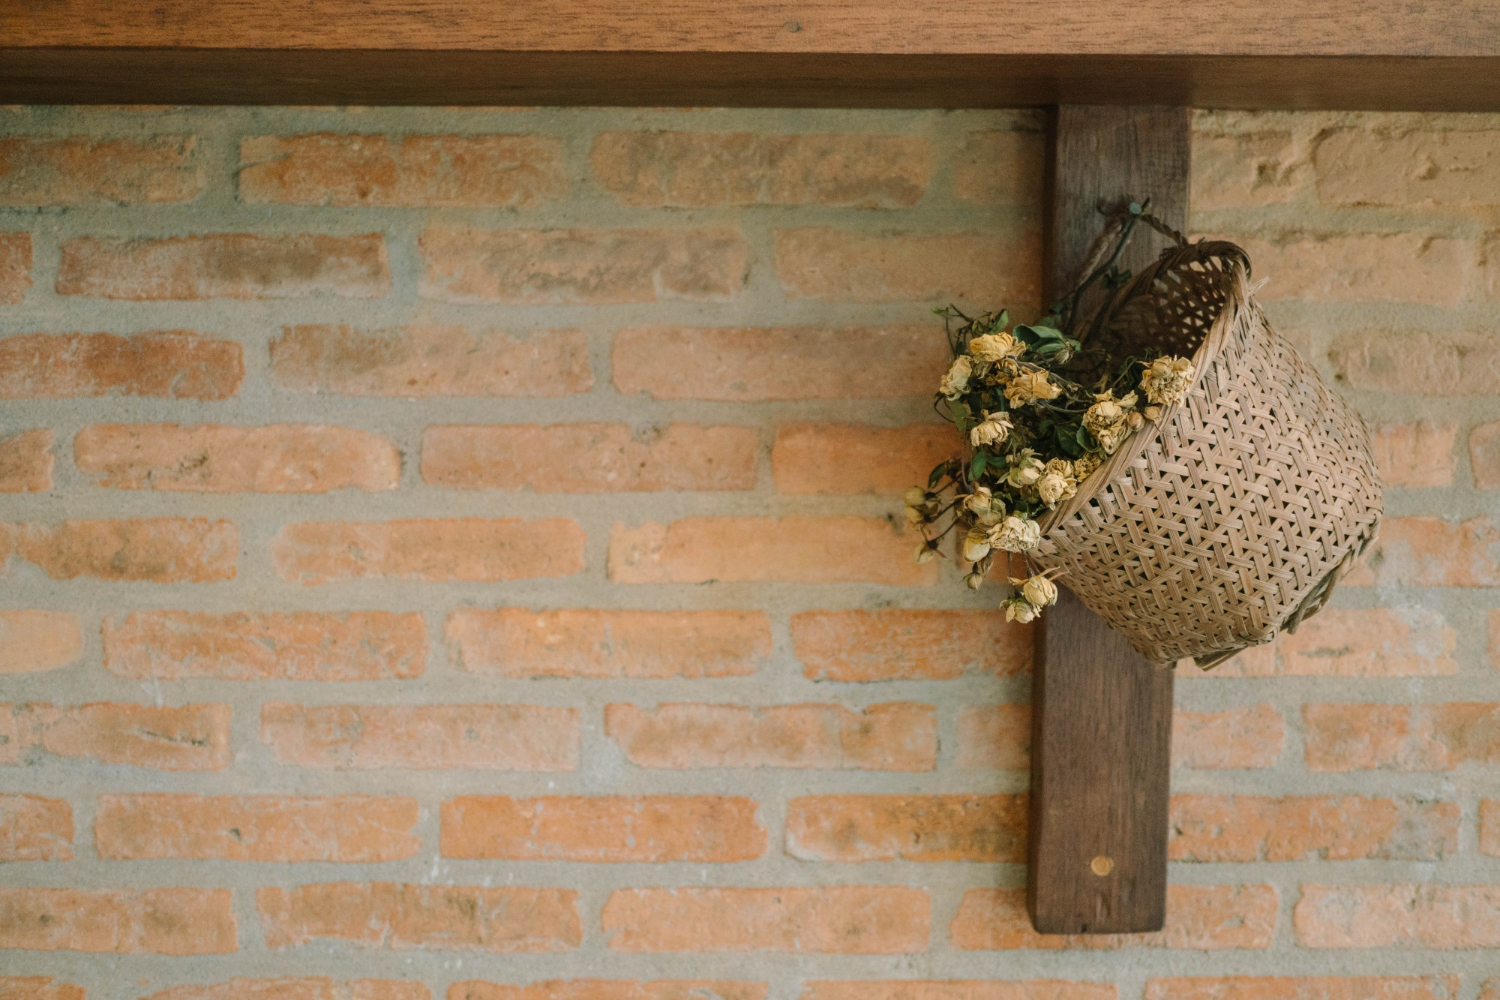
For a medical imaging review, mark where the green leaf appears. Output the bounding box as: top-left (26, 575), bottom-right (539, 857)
top-left (970, 451), bottom-right (987, 481)
top-left (927, 461), bottom-right (949, 488)
top-left (1056, 424), bottom-right (1083, 457)
top-left (1078, 425), bottom-right (1096, 449)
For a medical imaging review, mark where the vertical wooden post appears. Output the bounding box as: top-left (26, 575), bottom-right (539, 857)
top-left (1026, 106), bottom-right (1189, 934)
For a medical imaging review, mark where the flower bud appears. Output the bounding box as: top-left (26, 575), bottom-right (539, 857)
top-left (961, 528), bottom-right (993, 563)
top-left (1021, 574), bottom-right (1059, 608)
top-left (965, 571), bottom-right (985, 591)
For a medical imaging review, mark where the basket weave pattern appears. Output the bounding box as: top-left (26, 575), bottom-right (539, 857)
top-left (1034, 243), bottom-right (1383, 665)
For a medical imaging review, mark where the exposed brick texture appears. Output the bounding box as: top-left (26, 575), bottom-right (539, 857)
top-left (0, 232), bottom-right (31, 303)
top-left (791, 610), bottom-right (1031, 681)
top-left (0, 332), bottom-right (243, 399)
top-left (0, 136), bottom-right (203, 205)
top-left (271, 518), bottom-right (585, 583)
top-left (0, 794), bottom-right (73, 861)
top-left (0, 429), bottom-right (53, 492)
top-left (0, 888), bottom-right (236, 953)
top-left (0, 610), bottom-right (82, 674)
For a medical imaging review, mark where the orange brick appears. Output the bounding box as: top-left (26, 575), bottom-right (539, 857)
top-left (608, 517), bottom-right (935, 586)
top-left (786, 794), bottom-right (1026, 862)
top-left (440, 795), bottom-right (765, 862)
top-left (1472, 420), bottom-right (1500, 489)
top-left (951, 885), bottom-right (1275, 950)
top-left (1168, 794), bottom-right (1458, 861)
top-left (774, 227), bottom-right (1041, 305)
top-left (592, 131), bottom-right (929, 208)
top-left (272, 518), bottom-right (585, 584)
top-left (1315, 128), bottom-right (1500, 205)
top-left (1482, 800), bottom-right (1500, 856)
top-left (1295, 883), bottom-right (1500, 948)
top-left (1173, 704), bottom-right (1283, 769)
top-left (1341, 517), bottom-right (1500, 587)
top-left (1329, 330), bottom-right (1500, 395)
top-left (1231, 234), bottom-right (1464, 304)
top-left (261, 702), bottom-right (578, 771)
top-left (805, 984), bottom-right (1114, 1000)
top-left (96, 794), bottom-right (420, 862)
top-left (451, 982), bottom-right (765, 1000)
top-left (0, 611), bottom-right (82, 674)
top-left (0, 887), bottom-right (235, 954)
top-left (1372, 422), bottom-right (1457, 487)
top-left (0, 977), bottom-right (85, 1000)
top-left (1192, 130), bottom-right (1300, 209)
top-left (241, 133), bottom-right (566, 207)
top-left (7, 518), bottom-right (237, 583)
top-left (0, 136), bottom-right (200, 207)
top-left (0, 794), bottom-right (73, 860)
top-left (0, 232), bottom-right (31, 303)
top-left (143, 980), bottom-right (429, 1000)
top-left (1304, 702), bottom-right (1500, 772)
top-left (957, 704), bottom-right (1031, 770)
top-left (423, 423), bottom-right (757, 492)
top-left (447, 608), bottom-right (769, 679)
top-left (2, 702), bottom-right (231, 771)
top-left (57, 234), bottom-right (389, 300)
top-left (104, 611), bottom-right (427, 681)
top-left (614, 326), bottom-right (947, 402)
top-left (257, 883), bottom-right (580, 952)
top-left (1484, 232), bottom-right (1500, 299)
top-left (953, 129), bottom-right (1046, 205)
top-left (1483, 980), bottom-right (1500, 1000)
top-left (419, 227), bottom-right (747, 304)
top-left (1145, 977), bottom-right (1459, 1000)
top-left (0, 429), bottom-right (53, 492)
top-left (606, 702), bottom-right (935, 771)
top-left (1493, 610), bottom-right (1500, 670)
top-left (772, 423), bottom-right (955, 495)
top-left (271, 324), bottom-right (592, 397)
top-left (0, 331), bottom-right (243, 399)
top-left (75, 424), bottom-right (399, 493)
top-left (602, 886), bottom-right (929, 953)
top-left (1208, 608), bottom-right (1458, 678)
top-left (792, 610), bottom-right (1031, 681)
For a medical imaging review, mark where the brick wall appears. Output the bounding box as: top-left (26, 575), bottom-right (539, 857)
top-left (0, 105), bottom-right (1496, 998)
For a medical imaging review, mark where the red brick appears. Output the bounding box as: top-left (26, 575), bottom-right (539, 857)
top-left (143, 980), bottom-right (429, 1000)
top-left (1206, 608), bottom-right (1457, 678)
top-left (953, 129), bottom-right (1046, 205)
top-left (1482, 799), bottom-right (1500, 856)
top-left (1329, 330), bottom-right (1500, 395)
top-left (0, 977), bottom-right (85, 1000)
top-left (792, 610), bottom-right (1031, 681)
top-left (1304, 702), bottom-right (1500, 772)
top-left (1342, 517), bottom-right (1500, 587)
top-left (805, 985), bottom-right (1113, 1000)
top-left (241, 133), bottom-right (566, 207)
top-left (950, 885), bottom-right (1275, 950)
top-left (0, 331), bottom-right (243, 399)
top-left (608, 517), bottom-right (935, 586)
top-left (0, 611), bottom-right (82, 674)
top-left (441, 795), bottom-right (765, 861)
top-left (1228, 234), bottom-right (1463, 304)
top-left (602, 886), bottom-right (929, 953)
top-left (774, 227), bottom-right (1041, 305)
top-left (613, 326), bottom-right (947, 402)
top-left (7, 518), bottom-right (237, 583)
top-left (271, 324), bottom-right (592, 397)
top-left (772, 423), bottom-right (955, 495)
top-left (1173, 704), bottom-right (1283, 769)
top-left (96, 794), bottom-right (420, 862)
top-left (0, 429), bottom-right (53, 492)
top-left (957, 704), bottom-right (1031, 770)
top-left (1192, 130), bottom-right (1300, 209)
top-left (0, 887), bottom-right (235, 954)
top-left (2, 702), bottom-right (231, 771)
top-left (1485, 232), bottom-right (1500, 299)
top-left (0, 136), bottom-right (202, 206)
top-left (257, 883), bottom-right (580, 952)
top-left (0, 794), bottom-right (73, 860)
top-left (1493, 610), bottom-right (1500, 671)
top-left (451, 982), bottom-right (764, 1000)
top-left (592, 131), bottom-right (929, 208)
top-left (57, 234), bottom-right (389, 300)
top-left (1146, 977), bottom-right (1459, 1000)
top-left (104, 611), bottom-right (427, 682)
top-left (605, 702), bottom-right (935, 771)
top-left (786, 794), bottom-right (1027, 862)
top-left (1314, 127), bottom-right (1500, 205)
top-left (1472, 420), bottom-right (1500, 489)
top-left (419, 227), bottom-right (747, 304)
top-left (1168, 794), bottom-right (1458, 861)
top-left (1295, 883), bottom-right (1500, 948)
top-left (423, 423), bottom-right (757, 492)
top-left (446, 608), bottom-right (768, 679)
top-left (1372, 422), bottom-right (1457, 487)
top-left (0, 232), bottom-right (31, 303)
top-left (272, 518), bottom-right (584, 584)
top-left (261, 702), bottom-right (578, 771)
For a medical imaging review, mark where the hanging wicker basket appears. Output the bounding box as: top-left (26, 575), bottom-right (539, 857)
top-left (1032, 238), bottom-right (1383, 667)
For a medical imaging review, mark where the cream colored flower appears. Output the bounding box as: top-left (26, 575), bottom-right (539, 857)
top-left (1003, 596), bottom-right (1038, 623)
top-left (1084, 396), bottom-right (1124, 431)
top-left (1140, 355), bottom-right (1195, 406)
top-left (1005, 450), bottom-right (1046, 488)
top-left (964, 486), bottom-right (1005, 523)
top-left (961, 527), bottom-right (993, 563)
top-left (969, 411), bottom-right (1012, 448)
top-left (991, 515), bottom-right (1042, 553)
top-left (1037, 471), bottom-right (1078, 507)
top-left (1093, 419), bottom-right (1133, 455)
top-left (1004, 370), bottom-right (1061, 407)
top-left (940, 355), bottom-right (973, 399)
top-left (1072, 453), bottom-right (1101, 480)
top-left (1021, 574), bottom-right (1059, 608)
top-left (914, 542), bottom-right (938, 564)
top-left (904, 486), bottom-right (928, 507)
top-left (1143, 405), bottom-right (1163, 422)
top-left (1126, 410), bottom-right (1145, 430)
top-left (969, 331), bottom-right (1025, 362)
top-left (965, 571), bottom-right (985, 591)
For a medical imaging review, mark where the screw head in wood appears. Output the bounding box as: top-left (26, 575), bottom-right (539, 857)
top-left (1090, 855), bottom-right (1114, 876)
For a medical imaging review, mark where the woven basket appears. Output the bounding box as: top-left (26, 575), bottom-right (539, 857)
top-left (1033, 239), bottom-right (1383, 667)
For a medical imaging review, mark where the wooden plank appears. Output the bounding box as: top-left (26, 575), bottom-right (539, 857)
top-left (1026, 105), bottom-right (1185, 935)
